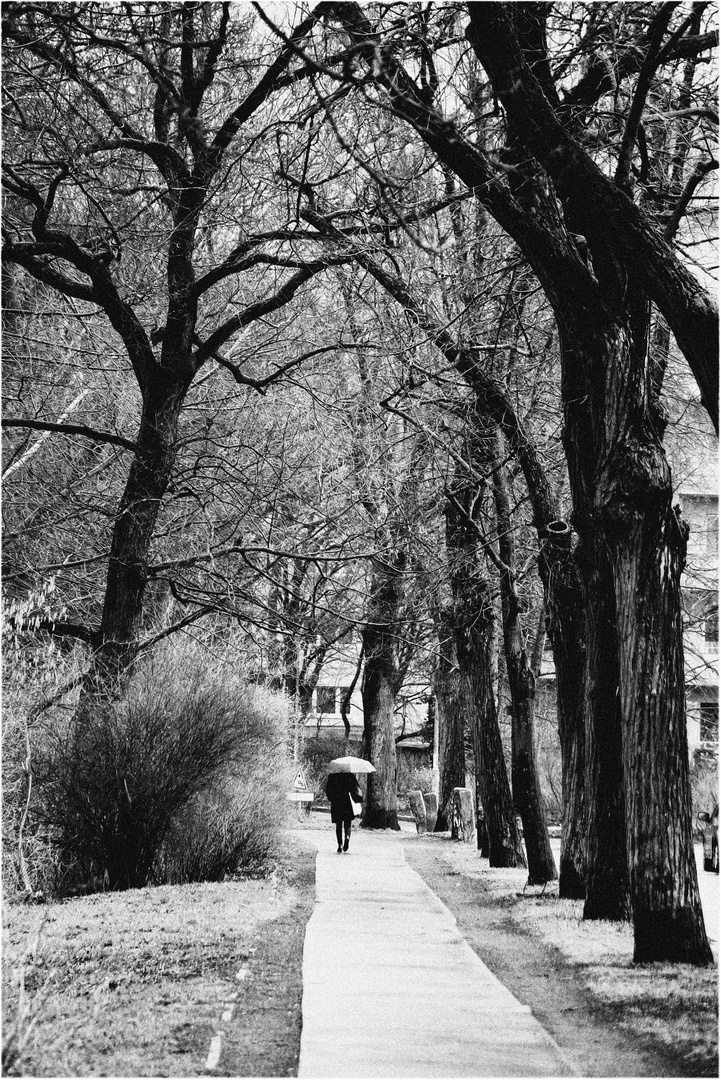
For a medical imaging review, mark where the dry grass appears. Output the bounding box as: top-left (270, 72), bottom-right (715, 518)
top-left (412, 835), bottom-right (718, 1076)
top-left (2, 837), bottom-right (316, 1077)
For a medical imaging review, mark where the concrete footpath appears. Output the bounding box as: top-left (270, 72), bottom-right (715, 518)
top-left (297, 828), bottom-right (575, 1078)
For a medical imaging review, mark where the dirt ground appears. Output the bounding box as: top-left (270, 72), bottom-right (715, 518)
top-left (210, 841), bottom-right (315, 1077)
top-left (404, 832), bottom-right (718, 1079)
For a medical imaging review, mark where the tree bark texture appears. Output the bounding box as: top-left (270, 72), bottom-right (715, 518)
top-left (539, 522), bottom-right (587, 899)
top-left (84, 376), bottom-right (189, 695)
top-left (576, 535), bottom-right (630, 921)
top-left (360, 555), bottom-right (403, 831)
top-left (565, 295), bottom-right (709, 956)
top-left (433, 608), bottom-right (466, 832)
top-left (446, 493), bottom-right (526, 869)
top-left (492, 446), bottom-right (557, 885)
top-left (607, 461), bottom-right (713, 962)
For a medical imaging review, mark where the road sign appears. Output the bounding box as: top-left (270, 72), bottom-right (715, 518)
top-left (293, 766), bottom-right (308, 791)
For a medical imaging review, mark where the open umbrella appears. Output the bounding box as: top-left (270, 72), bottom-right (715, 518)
top-left (327, 756), bottom-right (376, 774)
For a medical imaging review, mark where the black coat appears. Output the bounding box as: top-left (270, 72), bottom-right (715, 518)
top-left (325, 772), bottom-right (363, 822)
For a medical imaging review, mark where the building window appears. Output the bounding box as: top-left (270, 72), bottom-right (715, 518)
top-left (705, 606), bottom-right (718, 645)
top-left (316, 687), bottom-right (336, 714)
top-left (700, 702), bottom-right (719, 744)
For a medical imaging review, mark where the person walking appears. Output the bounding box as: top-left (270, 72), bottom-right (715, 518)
top-left (325, 771), bottom-right (363, 852)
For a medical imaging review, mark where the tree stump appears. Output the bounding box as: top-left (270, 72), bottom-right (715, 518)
top-left (451, 787), bottom-right (476, 844)
top-left (423, 791), bottom-right (438, 833)
top-left (409, 790), bottom-right (427, 834)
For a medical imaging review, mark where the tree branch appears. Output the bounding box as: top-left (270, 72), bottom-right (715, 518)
top-left (193, 259), bottom-right (342, 364)
top-left (2, 418), bottom-right (137, 453)
top-left (208, 342), bottom-right (344, 393)
top-left (303, 206), bottom-right (558, 528)
top-left (5, 613), bottom-right (97, 645)
top-left (465, 3), bottom-right (719, 431)
top-left (665, 158), bottom-right (719, 240)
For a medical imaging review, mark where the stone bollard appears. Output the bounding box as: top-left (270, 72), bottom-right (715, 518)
top-left (423, 791), bottom-right (438, 833)
top-left (408, 790), bottom-right (427, 834)
top-left (451, 787), bottom-right (476, 844)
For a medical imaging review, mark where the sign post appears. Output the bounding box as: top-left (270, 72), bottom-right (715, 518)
top-left (287, 764), bottom-right (313, 815)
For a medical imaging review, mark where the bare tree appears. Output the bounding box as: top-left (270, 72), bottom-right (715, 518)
top-left (2, 3), bottom-right (345, 698)
top-left (304, 0), bottom-right (714, 963)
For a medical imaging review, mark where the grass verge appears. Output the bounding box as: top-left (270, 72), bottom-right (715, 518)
top-left (2, 834), bottom-right (316, 1077)
top-left (405, 833), bottom-right (718, 1078)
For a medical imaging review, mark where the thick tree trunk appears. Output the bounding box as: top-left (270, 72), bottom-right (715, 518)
top-left (605, 463), bottom-right (712, 962)
top-left (360, 641), bottom-right (400, 830)
top-left (81, 376), bottom-right (188, 698)
top-left (577, 534), bottom-right (630, 921)
top-left (506, 645), bottom-right (557, 884)
top-left (446, 492), bottom-right (526, 868)
top-left (539, 522), bottom-right (587, 899)
top-left (568, 298), bottom-right (709, 957)
top-left (360, 555), bottom-right (403, 831)
top-left (492, 452), bottom-right (556, 885)
top-left (456, 613), bottom-right (525, 868)
top-left (433, 608), bottom-right (466, 832)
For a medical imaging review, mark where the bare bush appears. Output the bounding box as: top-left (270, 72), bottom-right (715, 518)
top-left (159, 761), bottom-right (291, 883)
top-left (33, 644), bottom-right (292, 892)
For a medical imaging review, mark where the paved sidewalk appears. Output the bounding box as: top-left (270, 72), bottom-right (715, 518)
top-left (298, 828), bottom-right (575, 1078)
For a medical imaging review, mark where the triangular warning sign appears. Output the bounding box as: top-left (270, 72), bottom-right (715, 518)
top-left (293, 767), bottom-right (308, 791)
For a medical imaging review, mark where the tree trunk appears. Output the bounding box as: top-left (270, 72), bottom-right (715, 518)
top-left (505, 645), bottom-right (557, 884)
top-left (604, 456), bottom-right (712, 962)
top-left (81, 375), bottom-right (188, 698)
top-left (492, 449), bottom-right (556, 885)
top-left (568, 294), bottom-right (710, 957)
top-left (360, 554), bottom-right (403, 831)
top-left (433, 608), bottom-right (466, 831)
top-left (446, 492), bottom-right (526, 868)
top-left (539, 521), bottom-right (587, 899)
top-left (360, 638), bottom-right (400, 830)
top-left (576, 534), bottom-right (630, 920)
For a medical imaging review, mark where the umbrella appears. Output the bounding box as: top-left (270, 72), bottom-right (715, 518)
top-left (327, 756), bottom-right (376, 774)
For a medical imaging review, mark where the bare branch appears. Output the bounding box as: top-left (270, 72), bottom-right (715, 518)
top-left (2, 418), bottom-right (137, 453)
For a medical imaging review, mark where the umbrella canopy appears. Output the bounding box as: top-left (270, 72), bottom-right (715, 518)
top-left (327, 756), bottom-right (376, 774)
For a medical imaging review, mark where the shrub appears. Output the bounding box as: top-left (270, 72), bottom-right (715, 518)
top-left (397, 762), bottom-right (434, 797)
top-left (2, 587), bottom-right (87, 899)
top-left (33, 642), bottom-right (292, 892)
top-left (159, 762), bottom-right (289, 882)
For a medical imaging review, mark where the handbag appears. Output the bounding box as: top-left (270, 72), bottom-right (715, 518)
top-left (349, 794), bottom-right (362, 817)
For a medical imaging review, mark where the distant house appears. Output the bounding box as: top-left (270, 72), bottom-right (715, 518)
top-left (679, 489), bottom-right (718, 755)
top-left (303, 640), bottom-right (432, 766)
top-left (666, 391), bottom-right (719, 757)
